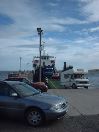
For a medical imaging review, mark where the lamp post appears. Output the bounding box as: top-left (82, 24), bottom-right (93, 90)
top-left (37, 28), bottom-right (43, 82)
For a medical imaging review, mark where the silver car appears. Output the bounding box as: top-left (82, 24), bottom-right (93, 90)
top-left (0, 81), bottom-right (68, 126)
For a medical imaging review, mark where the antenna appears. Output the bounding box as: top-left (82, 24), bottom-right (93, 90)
top-left (19, 57), bottom-right (22, 72)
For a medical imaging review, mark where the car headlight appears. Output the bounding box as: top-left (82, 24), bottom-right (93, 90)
top-left (50, 104), bottom-right (62, 111)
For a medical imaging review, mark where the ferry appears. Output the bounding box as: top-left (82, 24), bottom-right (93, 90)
top-left (33, 48), bottom-right (56, 81)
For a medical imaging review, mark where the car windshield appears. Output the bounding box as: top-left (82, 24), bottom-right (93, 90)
top-left (22, 78), bottom-right (32, 85)
top-left (11, 83), bottom-right (40, 97)
top-left (74, 74), bottom-right (85, 79)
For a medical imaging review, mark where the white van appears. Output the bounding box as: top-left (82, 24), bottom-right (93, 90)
top-left (60, 68), bottom-right (90, 89)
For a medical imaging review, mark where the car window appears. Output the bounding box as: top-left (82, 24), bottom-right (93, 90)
top-left (0, 83), bottom-right (12, 96)
top-left (11, 83), bottom-right (39, 97)
top-left (64, 74), bottom-right (69, 79)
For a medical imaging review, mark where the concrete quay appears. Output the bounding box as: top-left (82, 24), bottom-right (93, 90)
top-left (48, 88), bottom-right (99, 116)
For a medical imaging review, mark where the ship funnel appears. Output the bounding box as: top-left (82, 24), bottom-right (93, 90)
top-left (63, 62), bottom-right (66, 71)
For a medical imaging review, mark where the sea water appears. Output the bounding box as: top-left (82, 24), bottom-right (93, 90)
top-left (0, 71), bottom-right (99, 89)
top-left (0, 71), bottom-right (12, 81)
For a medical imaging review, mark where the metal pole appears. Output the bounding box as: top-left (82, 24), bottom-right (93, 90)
top-left (39, 32), bottom-right (42, 82)
top-left (37, 28), bottom-right (43, 82)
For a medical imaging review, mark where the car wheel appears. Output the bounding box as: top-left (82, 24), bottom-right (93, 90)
top-left (84, 86), bottom-right (88, 89)
top-left (25, 108), bottom-right (44, 126)
top-left (64, 85), bottom-right (67, 89)
top-left (72, 84), bottom-right (77, 89)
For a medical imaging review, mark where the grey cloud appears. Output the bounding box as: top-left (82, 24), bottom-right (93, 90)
top-left (12, 44), bottom-right (39, 48)
top-left (73, 52), bottom-right (85, 56)
top-left (80, 0), bottom-right (99, 22)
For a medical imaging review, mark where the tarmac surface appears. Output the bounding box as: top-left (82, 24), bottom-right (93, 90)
top-left (0, 88), bottom-right (99, 132)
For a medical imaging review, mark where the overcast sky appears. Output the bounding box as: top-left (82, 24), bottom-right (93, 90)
top-left (0, 0), bottom-right (99, 71)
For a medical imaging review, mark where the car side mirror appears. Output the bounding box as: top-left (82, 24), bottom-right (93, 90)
top-left (11, 93), bottom-right (18, 97)
top-left (37, 89), bottom-right (42, 93)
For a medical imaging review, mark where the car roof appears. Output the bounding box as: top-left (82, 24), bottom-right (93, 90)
top-left (4, 77), bottom-right (29, 81)
top-left (4, 81), bottom-right (25, 85)
top-left (7, 77), bottom-right (26, 79)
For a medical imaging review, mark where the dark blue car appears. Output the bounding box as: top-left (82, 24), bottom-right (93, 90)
top-left (0, 81), bottom-right (68, 126)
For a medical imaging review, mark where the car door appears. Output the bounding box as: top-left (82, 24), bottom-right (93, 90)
top-left (64, 74), bottom-right (70, 87)
top-left (0, 82), bottom-right (25, 117)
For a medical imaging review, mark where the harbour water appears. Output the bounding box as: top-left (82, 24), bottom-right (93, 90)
top-left (0, 71), bottom-right (12, 81)
top-left (88, 72), bottom-right (99, 89)
top-left (0, 71), bottom-right (99, 89)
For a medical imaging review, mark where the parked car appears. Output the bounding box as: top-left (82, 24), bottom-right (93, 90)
top-left (52, 73), bottom-right (60, 80)
top-left (5, 77), bottom-right (48, 92)
top-left (0, 81), bottom-right (68, 126)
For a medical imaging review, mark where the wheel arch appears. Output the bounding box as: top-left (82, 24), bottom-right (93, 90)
top-left (24, 106), bottom-right (45, 119)
top-left (72, 83), bottom-right (77, 89)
